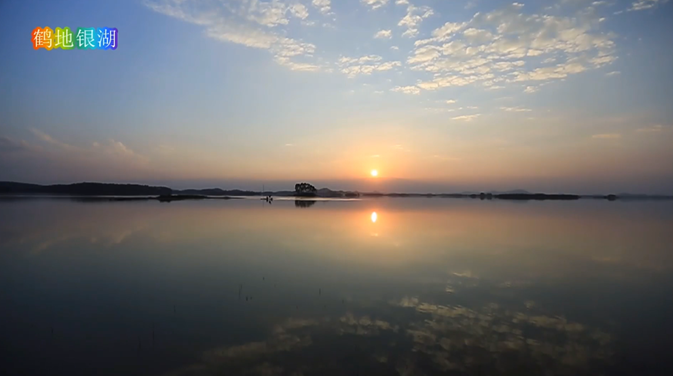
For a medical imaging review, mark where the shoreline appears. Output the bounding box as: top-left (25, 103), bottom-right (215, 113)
top-left (1, 193), bottom-right (672, 202)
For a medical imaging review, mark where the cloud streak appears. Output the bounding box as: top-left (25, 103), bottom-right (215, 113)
top-left (144, 0), bottom-right (319, 71)
top-left (451, 114), bottom-right (481, 121)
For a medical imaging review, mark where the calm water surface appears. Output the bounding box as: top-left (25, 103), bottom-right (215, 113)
top-left (1, 198), bottom-right (672, 375)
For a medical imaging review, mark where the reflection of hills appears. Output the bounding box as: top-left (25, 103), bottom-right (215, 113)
top-left (294, 200), bottom-right (317, 208)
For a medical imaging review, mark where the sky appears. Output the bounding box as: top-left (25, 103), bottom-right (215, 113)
top-left (0, 0), bottom-right (672, 194)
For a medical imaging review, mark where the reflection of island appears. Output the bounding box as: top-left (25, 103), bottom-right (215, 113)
top-left (294, 200), bottom-right (317, 208)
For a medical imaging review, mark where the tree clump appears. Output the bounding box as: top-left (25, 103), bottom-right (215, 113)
top-left (294, 182), bottom-right (317, 197)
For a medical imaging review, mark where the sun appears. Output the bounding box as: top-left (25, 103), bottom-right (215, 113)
top-left (370, 169), bottom-right (378, 177)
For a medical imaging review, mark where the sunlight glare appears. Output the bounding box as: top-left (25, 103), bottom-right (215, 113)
top-left (371, 211), bottom-right (378, 223)
top-left (371, 169), bottom-right (378, 177)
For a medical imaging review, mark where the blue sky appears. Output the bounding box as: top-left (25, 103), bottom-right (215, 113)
top-left (0, 0), bottom-right (672, 193)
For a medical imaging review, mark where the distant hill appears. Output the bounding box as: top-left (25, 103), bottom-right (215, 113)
top-left (175, 188), bottom-right (359, 197)
top-left (616, 193), bottom-right (673, 199)
top-left (173, 187), bottom-right (361, 198)
top-left (0, 182), bottom-right (361, 198)
top-left (495, 193), bottom-right (580, 200)
top-left (491, 189), bottom-right (531, 195)
top-left (2, 181), bottom-right (670, 201)
top-left (458, 189), bottom-right (531, 195)
top-left (0, 181), bottom-right (172, 196)
top-left (177, 188), bottom-right (258, 196)
top-left (315, 188), bottom-right (360, 198)
top-left (360, 191), bottom-right (583, 200)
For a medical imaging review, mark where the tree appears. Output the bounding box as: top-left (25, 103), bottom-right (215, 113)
top-left (294, 182), bottom-right (317, 197)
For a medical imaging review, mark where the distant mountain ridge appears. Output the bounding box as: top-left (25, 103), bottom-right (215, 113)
top-left (458, 189), bottom-right (530, 195)
top-left (177, 188), bottom-right (258, 196)
top-left (0, 181), bottom-right (171, 196)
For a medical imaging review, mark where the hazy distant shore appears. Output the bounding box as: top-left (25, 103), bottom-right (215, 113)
top-left (1, 181), bottom-right (672, 201)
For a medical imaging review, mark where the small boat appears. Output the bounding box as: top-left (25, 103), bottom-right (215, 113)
top-left (260, 185), bottom-right (273, 202)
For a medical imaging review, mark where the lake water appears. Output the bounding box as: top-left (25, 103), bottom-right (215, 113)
top-left (1, 197), bottom-right (672, 376)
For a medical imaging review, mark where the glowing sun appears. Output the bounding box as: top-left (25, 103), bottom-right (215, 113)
top-left (370, 169), bottom-right (378, 177)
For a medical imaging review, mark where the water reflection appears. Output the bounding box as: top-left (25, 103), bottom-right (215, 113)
top-left (163, 294), bottom-right (615, 376)
top-left (0, 198), bottom-right (672, 375)
top-left (294, 200), bottom-right (316, 208)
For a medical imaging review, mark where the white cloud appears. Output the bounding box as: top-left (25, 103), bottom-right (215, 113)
top-left (407, 45), bottom-right (441, 64)
top-left (30, 128), bottom-right (77, 151)
top-left (398, 3), bottom-right (434, 38)
top-left (362, 0), bottom-right (389, 10)
top-left (374, 29), bottom-right (392, 39)
top-left (288, 3), bottom-right (309, 20)
top-left (446, 99), bottom-right (456, 104)
top-left (463, 28), bottom-right (494, 44)
top-left (242, 0), bottom-right (303, 27)
top-left (417, 75), bottom-right (485, 90)
top-left (144, 0), bottom-right (319, 72)
top-left (500, 106), bottom-right (532, 112)
top-left (311, 0), bottom-right (332, 15)
top-left (30, 129), bottom-right (147, 164)
top-left (527, 48), bottom-right (544, 56)
top-left (606, 70), bottom-right (621, 76)
top-left (451, 114), bottom-right (481, 121)
top-left (391, 85), bottom-right (421, 95)
top-left (390, 45), bottom-right (399, 50)
top-left (415, 22), bottom-right (466, 46)
top-left (524, 86), bottom-right (539, 93)
top-left (274, 57), bottom-right (321, 71)
top-left (94, 140), bottom-right (145, 161)
top-left (339, 55), bottom-right (402, 78)
top-left (512, 61), bottom-right (588, 82)
top-left (409, 2), bottom-right (616, 93)
top-left (340, 55), bottom-right (383, 64)
top-left (628, 0), bottom-right (669, 11)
